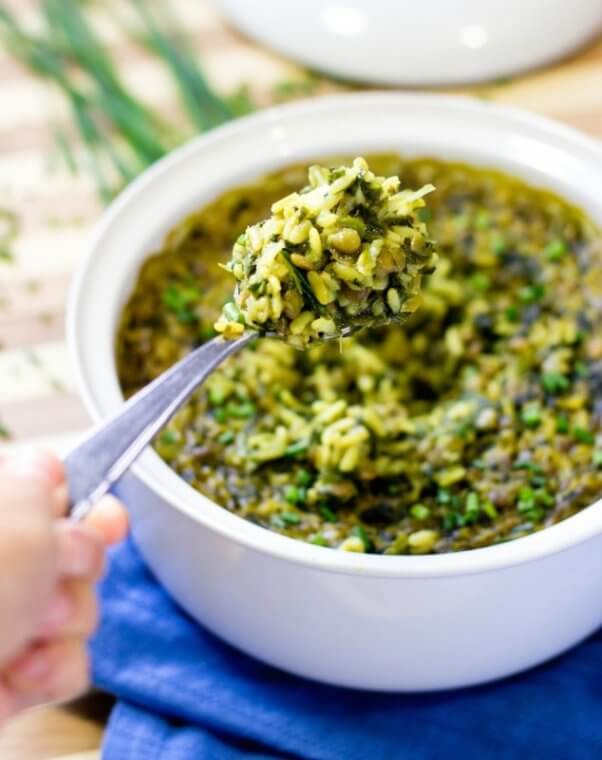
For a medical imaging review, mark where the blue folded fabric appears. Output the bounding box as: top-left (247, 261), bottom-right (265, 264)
top-left (92, 536), bottom-right (602, 760)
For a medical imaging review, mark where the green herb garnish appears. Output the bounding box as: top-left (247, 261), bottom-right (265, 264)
top-left (319, 505), bottom-right (337, 522)
top-left (572, 426), bottom-right (594, 445)
top-left (281, 511), bottom-right (301, 526)
top-left (543, 239), bottom-right (567, 262)
top-left (541, 372), bottom-right (570, 394)
top-left (351, 525), bottom-right (372, 551)
top-left (410, 504), bottom-right (430, 520)
top-left (159, 430), bottom-right (179, 445)
top-left (518, 283), bottom-right (545, 303)
top-left (555, 414), bottom-right (570, 434)
top-left (521, 404), bottom-right (542, 428)
top-left (284, 439), bottom-right (310, 458)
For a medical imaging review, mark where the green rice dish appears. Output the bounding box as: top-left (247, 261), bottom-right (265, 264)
top-left (117, 155), bottom-right (602, 555)
top-left (214, 157), bottom-right (436, 346)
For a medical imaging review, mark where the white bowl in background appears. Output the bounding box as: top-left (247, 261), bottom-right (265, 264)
top-left (212, 0), bottom-right (602, 86)
top-left (69, 94), bottom-right (602, 691)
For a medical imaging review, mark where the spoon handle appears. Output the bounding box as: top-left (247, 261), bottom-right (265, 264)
top-left (64, 335), bottom-right (252, 521)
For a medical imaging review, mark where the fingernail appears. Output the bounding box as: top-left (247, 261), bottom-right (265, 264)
top-left (39, 592), bottom-right (72, 633)
top-left (2, 449), bottom-right (62, 486)
top-left (13, 650), bottom-right (50, 681)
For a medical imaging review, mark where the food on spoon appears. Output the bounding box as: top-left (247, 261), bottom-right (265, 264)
top-left (214, 157), bottom-right (436, 347)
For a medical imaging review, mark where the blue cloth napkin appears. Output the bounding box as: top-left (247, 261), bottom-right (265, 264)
top-left (91, 537), bottom-right (602, 760)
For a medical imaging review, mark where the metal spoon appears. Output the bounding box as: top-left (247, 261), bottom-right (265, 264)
top-left (64, 326), bottom-right (358, 520)
top-left (64, 334), bottom-right (253, 520)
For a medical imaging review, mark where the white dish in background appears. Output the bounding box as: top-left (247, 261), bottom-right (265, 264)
top-left (212, 0), bottom-right (602, 85)
top-left (69, 94), bottom-right (602, 691)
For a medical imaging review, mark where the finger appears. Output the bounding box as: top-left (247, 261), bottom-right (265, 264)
top-left (84, 494), bottom-right (129, 546)
top-left (55, 522), bottom-right (105, 580)
top-left (0, 452), bottom-right (66, 520)
top-left (0, 683), bottom-right (19, 725)
top-left (0, 449), bottom-right (65, 490)
top-left (5, 637), bottom-right (89, 705)
top-left (0, 479), bottom-right (59, 663)
top-left (37, 579), bottom-right (98, 639)
top-left (53, 483), bottom-right (69, 518)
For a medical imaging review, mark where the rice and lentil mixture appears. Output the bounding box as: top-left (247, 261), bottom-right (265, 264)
top-left (117, 155), bottom-right (602, 554)
top-left (214, 157), bottom-right (436, 346)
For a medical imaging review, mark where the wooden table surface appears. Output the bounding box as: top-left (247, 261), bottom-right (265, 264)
top-left (0, 1), bottom-right (601, 756)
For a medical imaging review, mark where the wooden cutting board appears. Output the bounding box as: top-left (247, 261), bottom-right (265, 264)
top-left (0, 0), bottom-right (601, 756)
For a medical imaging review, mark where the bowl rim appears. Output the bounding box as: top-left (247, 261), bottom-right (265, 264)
top-left (68, 91), bottom-right (602, 579)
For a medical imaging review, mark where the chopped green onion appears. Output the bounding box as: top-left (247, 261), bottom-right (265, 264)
top-left (224, 401), bottom-right (256, 419)
top-left (470, 273), bottom-right (491, 292)
top-left (351, 524), bottom-right (372, 551)
top-left (534, 488), bottom-right (554, 508)
top-left (505, 305), bottom-right (520, 322)
top-left (465, 491), bottom-right (480, 515)
top-left (572, 426), bottom-right (594, 445)
top-left (162, 285), bottom-right (199, 323)
top-left (521, 404), bottom-right (542, 428)
top-left (555, 414), bottom-right (570, 434)
top-left (309, 534), bottom-right (328, 546)
top-left (284, 439), bottom-right (310, 457)
top-left (208, 386), bottom-right (227, 406)
top-left (437, 488), bottom-right (452, 504)
top-left (218, 430), bottom-right (235, 445)
top-left (512, 460), bottom-right (544, 474)
top-left (222, 301), bottom-right (244, 324)
top-left (319, 505), bottom-right (337, 522)
top-left (474, 210), bottom-right (490, 230)
top-left (281, 511), bottom-right (301, 525)
top-left (296, 469), bottom-right (313, 487)
top-left (159, 429), bottom-right (179, 445)
top-left (517, 486), bottom-right (536, 512)
top-left (593, 450), bottom-right (602, 468)
top-left (482, 500), bottom-right (498, 520)
top-left (523, 507), bottom-right (545, 523)
top-left (410, 504), bottom-right (430, 520)
top-left (340, 215), bottom-right (367, 234)
top-left (491, 234), bottom-right (506, 254)
top-left (519, 284), bottom-right (545, 303)
top-left (284, 485), bottom-right (306, 505)
top-left (543, 239), bottom-right (567, 262)
top-left (541, 372), bottom-right (570, 394)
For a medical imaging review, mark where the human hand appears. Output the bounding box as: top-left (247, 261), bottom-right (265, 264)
top-left (0, 450), bottom-right (128, 724)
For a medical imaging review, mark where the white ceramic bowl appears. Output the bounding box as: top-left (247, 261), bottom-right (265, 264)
top-left (212, 0), bottom-right (602, 86)
top-left (69, 94), bottom-right (602, 691)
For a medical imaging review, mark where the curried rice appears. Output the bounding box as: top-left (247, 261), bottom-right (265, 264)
top-left (214, 157), bottom-right (436, 346)
top-left (117, 155), bottom-right (602, 555)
